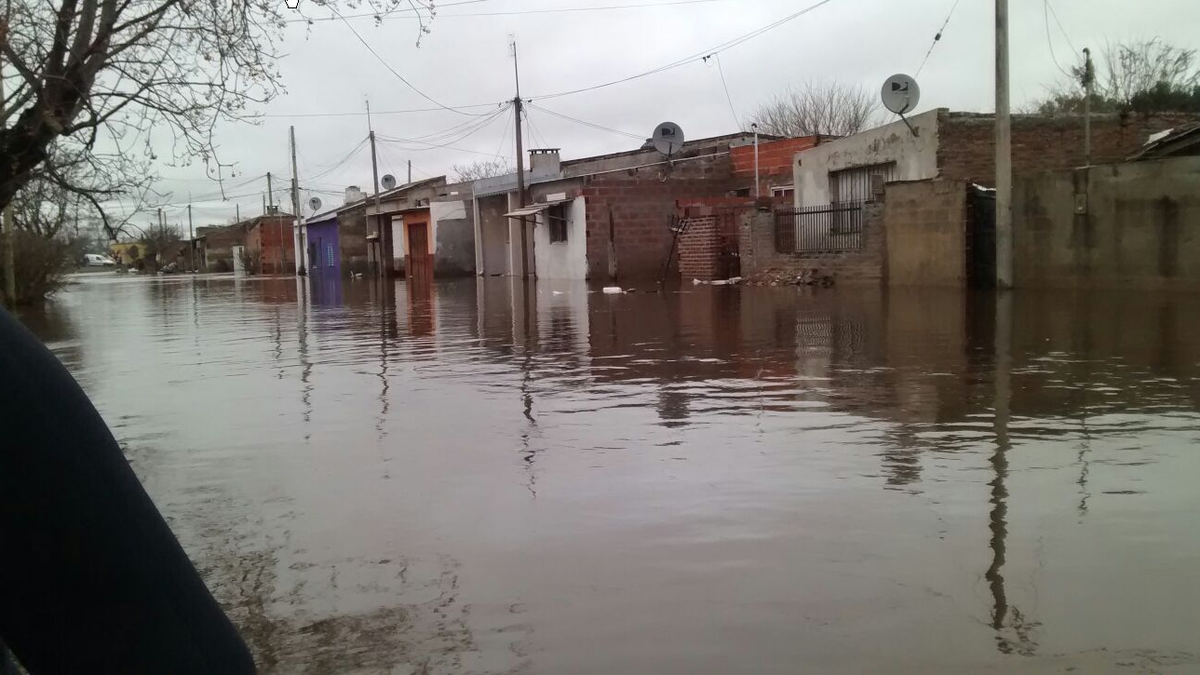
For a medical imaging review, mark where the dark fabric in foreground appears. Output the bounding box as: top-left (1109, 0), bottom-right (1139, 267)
top-left (0, 307), bottom-right (255, 673)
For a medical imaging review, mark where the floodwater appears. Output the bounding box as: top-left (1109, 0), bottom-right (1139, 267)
top-left (18, 273), bottom-right (1200, 673)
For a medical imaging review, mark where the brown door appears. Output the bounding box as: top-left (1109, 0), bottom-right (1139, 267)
top-left (406, 222), bottom-right (433, 281)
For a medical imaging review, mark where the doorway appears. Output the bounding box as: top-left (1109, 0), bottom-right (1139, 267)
top-left (406, 221), bottom-right (433, 280)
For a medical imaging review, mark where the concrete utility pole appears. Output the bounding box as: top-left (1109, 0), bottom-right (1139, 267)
top-left (408, 159), bottom-right (412, 184)
top-left (187, 203), bottom-right (195, 272)
top-left (994, 0), bottom-right (1013, 289)
top-left (290, 125), bottom-right (304, 273)
top-left (368, 99), bottom-right (384, 278)
top-left (752, 123), bottom-right (760, 199)
top-left (1082, 48), bottom-right (1094, 166)
top-left (512, 39), bottom-right (530, 279)
top-left (266, 172), bottom-right (274, 211)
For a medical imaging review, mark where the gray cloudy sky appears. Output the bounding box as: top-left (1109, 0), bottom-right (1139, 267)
top-left (136, 0), bottom-right (1200, 230)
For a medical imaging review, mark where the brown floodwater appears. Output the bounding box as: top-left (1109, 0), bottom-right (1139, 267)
top-left (17, 273), bottom-right (1200, 673)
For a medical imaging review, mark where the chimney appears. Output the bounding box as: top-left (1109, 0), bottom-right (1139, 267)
top-left (344, 185), bottom-right (365, 205)
top-left (529, 148), bottom-right (560, 175)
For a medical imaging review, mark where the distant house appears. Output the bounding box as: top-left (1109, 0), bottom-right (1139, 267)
top-left (471, 132), bottom-right (817, 281)
top-left (196, 223), bottom-right (246, 272)
top-left (363, 176), bottom-right (478, 278)
top-left (243, 212), bottom-right (296, 274)
top-left (791, 108), bottom-right (1200, 207)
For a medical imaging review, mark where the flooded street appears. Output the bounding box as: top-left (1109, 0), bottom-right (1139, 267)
top-left (19, 274), bottom-right (1200, 673)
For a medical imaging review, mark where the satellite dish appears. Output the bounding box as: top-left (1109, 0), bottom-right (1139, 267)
top-left (381, 174), bottom-right (398, 190)
top-left (652, 122), bottom-right (685, 156)
top-left (308, 196), bottom-right (323, 212)
top-left (881, 74), bottom-right (921, 115)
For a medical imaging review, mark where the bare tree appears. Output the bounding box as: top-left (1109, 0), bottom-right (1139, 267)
top-left (453, 158), bottom-right (514, 183)
top-left (0, 0), bottom-right (428, 235)
top-left (746, 80), bottom-right (880, 138)
top-left (1032, 39), bottom-right (1200, 115)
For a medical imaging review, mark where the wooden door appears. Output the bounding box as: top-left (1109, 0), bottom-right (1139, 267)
top-left (406, 222), bottom-right (433, 281)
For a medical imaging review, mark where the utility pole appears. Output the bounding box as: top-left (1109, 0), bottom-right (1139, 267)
top-left (408, 159), bottom-right (412, 184)
top-left (994, 0), bottom-right (1013, 289)
top-left (266, 172), bottom-right (274, 212)
top-left (236, 203), bottom-right (241, 222)
top-left (752, 123), bottom-right (760, 199)
top-left (187, 203), bottom-right (195, 272)
top-left (512, 39), bottom-right (530, 279)
top-left (0, 17), bottom-right (15, 304)
top-left (290, 125), bottom-right (304, 274)
top-left (1082, 47), bottom-right (1094, 166)
top-left (368, 100), bottom-right (385, 278)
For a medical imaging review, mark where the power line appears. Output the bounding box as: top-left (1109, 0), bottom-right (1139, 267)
top-left (1044, 0), bottom-right (1078, 79)
top-left (326, 4), bottom-right (492, 116)
top-left (915, 0), bottom-right (962, 76)
top-left (528, 0), bottom-right (840, 101)
top-left (524, 106), bottom-right (552, 149)
top-left (250, 103), bottom-right (505, 119)
top-left (711, 53), bottom-right (741, 130)
top-left (375, 105), bottom-right (511, 152)
top-left (526, 103), bottom-right (644, 141)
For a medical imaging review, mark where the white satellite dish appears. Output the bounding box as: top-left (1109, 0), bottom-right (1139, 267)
top-left (381, 174), bottom-right (398, 190)
top-left (652, 122), bottom-right (685, 156)
top-left (308, 196), bottom-right (323, 212)
top-left (881, 74), bottom-right (921, 115)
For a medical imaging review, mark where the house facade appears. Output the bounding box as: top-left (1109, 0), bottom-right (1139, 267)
top-left (472, 133), bottom-right (816, 282)
top-left (792, 108), bottom-right (1200, 207)
top-left (364, 177), bottom-right (476, 278)
top-left (244, 213), bottom-right (296, 274)
top-left (195, 223), bottom-right (247, 272)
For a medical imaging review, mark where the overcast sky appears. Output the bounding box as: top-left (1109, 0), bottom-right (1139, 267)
top-left (133, 0), bottom-right (1200, 230)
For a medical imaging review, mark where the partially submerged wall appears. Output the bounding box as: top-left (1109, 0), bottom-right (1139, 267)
top-left (1014, 156), bottom-right (1200, 289)
top-left (884, 180), bottom-right (969, 287)
top-left (739, 203), bottom-right (886, 284)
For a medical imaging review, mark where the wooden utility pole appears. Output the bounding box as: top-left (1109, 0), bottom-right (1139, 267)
top-left (290, 126), bottom-right (303, 274)
top-left (512, 39), bottom-right (530, 279)
top-left (1082, 48), bottom-right (1094, 166)
top-left (994, 0), bottom-right (1013, 289)
top-left (368, 100), bottom-right (384, 278)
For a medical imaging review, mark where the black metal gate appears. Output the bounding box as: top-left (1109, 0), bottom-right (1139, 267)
top-left (967, 186), bottom-right (996, 289)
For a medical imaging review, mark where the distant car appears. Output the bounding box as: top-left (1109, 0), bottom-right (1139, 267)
top-left (84, 254), bottom-right (117, 267)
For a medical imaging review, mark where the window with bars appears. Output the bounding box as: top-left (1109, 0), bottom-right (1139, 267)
top-left (547, 204), bottom-right (569, 244)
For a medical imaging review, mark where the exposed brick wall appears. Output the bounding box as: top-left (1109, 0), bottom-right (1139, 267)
top-left (937, 110), bottom-right (1200, 186)
top-left (884, 180), bottom-right (969, 287)
top-left (583, 153), bottom-right (743, 281)
top-left (730, 137), bottom-right (821, 195)
top-left (740, 202), bottom-right (886, 284)
top-left (677, 217), bottom-right (720, 280)
top-left (247, 215), bottom-right (296, 274)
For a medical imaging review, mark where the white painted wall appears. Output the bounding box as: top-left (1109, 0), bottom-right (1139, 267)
top-left (430, 200), bottom-right (467, 255)
top-left (533, 197), bottom-right (587, 280)
top-left (793, 109), bottom-right (941, 207)
top-left (390, 215), bottom-right (405, 261)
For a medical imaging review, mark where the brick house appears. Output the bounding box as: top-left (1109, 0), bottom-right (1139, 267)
top-left (792, 108), bottom-right (1200, 206)
top-left (243, 212), bottom-right (296, 274)
top-left (195, 223), bottom-right (247, 272)
top-left (472, 133), bottom-right (820, 282)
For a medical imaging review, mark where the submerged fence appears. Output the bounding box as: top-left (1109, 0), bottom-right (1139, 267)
top-left (774, 201), bottom-right (865, 253)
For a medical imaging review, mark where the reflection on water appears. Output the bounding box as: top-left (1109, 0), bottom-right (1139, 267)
top-left (18, 274), bottom-right (1200, 673)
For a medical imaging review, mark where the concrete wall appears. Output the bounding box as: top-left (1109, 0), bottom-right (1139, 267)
top-left (793, 109), bottom-right (940, 207)
top-left (533, 197), bottom-right (587, 280)
top-left (337, 204), bottom-right (369, 276)
top-left (885, 180), bottom-right (968, 287)
top-left (1014, 156), bottom-right (1200, 289)
top-left (476, 194), bottom-right (510, 276)
top-left (740, 202), bottom-right (886, 284)
top-left (431, 199), bottom-right (476, 276)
